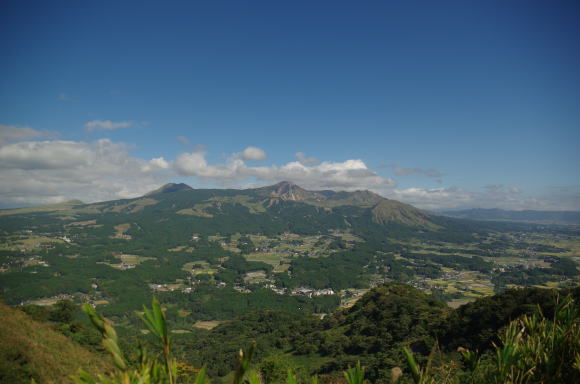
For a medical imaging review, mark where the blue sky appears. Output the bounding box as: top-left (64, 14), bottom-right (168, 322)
top-left (0, 0), bottom-right (579, 210)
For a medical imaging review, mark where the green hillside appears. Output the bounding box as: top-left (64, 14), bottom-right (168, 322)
top-left (0, 301), bottom-right (111, 383)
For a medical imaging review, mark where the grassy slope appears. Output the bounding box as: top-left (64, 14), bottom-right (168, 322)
top-left (0, 302), bottom-right (111, 383)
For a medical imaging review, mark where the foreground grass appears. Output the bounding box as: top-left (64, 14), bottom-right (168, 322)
top-left (0, 302), bottom-right (111, 383)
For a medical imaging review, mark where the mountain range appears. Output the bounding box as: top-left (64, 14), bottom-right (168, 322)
top-left (1, 181), bottom-right (441, 231)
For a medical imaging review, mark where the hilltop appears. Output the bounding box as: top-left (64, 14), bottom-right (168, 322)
top-left (145, 182), bottom-right (194, 196)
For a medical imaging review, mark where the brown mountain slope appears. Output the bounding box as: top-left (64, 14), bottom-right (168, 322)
top-left (371, 199), bottom-right (440, 229)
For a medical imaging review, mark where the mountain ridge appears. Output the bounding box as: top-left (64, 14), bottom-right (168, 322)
top-left (145, 181), bottom-right (438, 228)
top-left (0, 181), bottom-right (438, 230)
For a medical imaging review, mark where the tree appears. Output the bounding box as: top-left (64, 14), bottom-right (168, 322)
top-left (49, 299), bottom-right (75, 323)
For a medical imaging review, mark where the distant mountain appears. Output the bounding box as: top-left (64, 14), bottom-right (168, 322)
top-left (255, 181), bottom-right (327, 203)
top-left (253, 181), bottom-right (435, 227)
top-left (253, 181), bottom-right (386, 206)
top-left (0, 181), bottom-right (441, 231)
top-left (441, 208), bottom-right (580, 225)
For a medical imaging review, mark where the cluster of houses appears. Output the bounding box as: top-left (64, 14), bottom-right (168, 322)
top-left (261, 284), bottom-right (336, 297)
top-left (1, 254), bottom-right (51, 272)
top-left (291, 287), bottom-right (335, 298)
top-left (148, 278), bottom-right (339, 298)
top-left (149, 283), bottom-right (185, 292)
top-left (493, 259), bottom-right (545, 272)
top-left (117, 262), bottom-right (136, 270)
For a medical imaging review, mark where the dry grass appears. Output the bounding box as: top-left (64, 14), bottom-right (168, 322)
top-left (0, 201), bottom-right (86, 216)
top-left (111, 223), bottom-right (132, 240)
top-left (447, 298), bottom-right (475, 308)
top-left (192, 320), bottom-right (222, 330)
top-left (176, 203), bottom-right (215, 217)
top-left (115, 254), bottom-right (153, 264)
top-left (0, 301), bottom-right (112, 383)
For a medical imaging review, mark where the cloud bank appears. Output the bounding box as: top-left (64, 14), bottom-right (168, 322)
top-left (0, 126), bottom-right (577, 211)
top-left (0, 132), bottom-right (168, 207)
top-left (0, 129), bottom-right (395, 207)
top-left (174, 148), bottom-right (395, 191)
top-left (386, 184), bottom-right (580, 211)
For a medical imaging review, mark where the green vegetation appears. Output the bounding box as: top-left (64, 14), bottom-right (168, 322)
top-left (395, 294), bottom-right (580, 384)
top-left (68, 285), bottom-right (579, 384)
top-left (166, 284), bottom-right (580, 381)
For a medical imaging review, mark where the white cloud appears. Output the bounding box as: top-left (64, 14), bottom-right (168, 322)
top-left (295, 152), bottom-right (319, 165)
top-left (174, 150), bottom-right (240, 179)
top-left (141, 157), bottom-right (170, 173)
top-left (274, 159), bottom-right (395, 190)
top-left (240, 146), bottom-right (267, 161)
top-left (85, 120), bottom-right (133, 131)
top-left (0, 140), bottom-right (93, 169)
top-left (0, 138), bottom-right (168, 207)
top-left (384, 184), bottom-right (577, 211)
top-left (386, 187), bottom-right (474, 210)
top-left (174, 149), bottom-right (396, 191)
top-left (0, 125), bottom-right (56, 145)
top-left (0, 130), bottom-right (577, 211)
